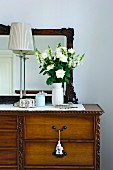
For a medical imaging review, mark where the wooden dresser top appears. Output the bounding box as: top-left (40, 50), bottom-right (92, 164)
top-left (0, 104), bottom-right (104, 115)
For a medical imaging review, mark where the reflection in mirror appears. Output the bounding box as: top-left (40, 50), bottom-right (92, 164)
top-left (0, 24), bottom-right (78, 104)
top-left (0, 35), bottom-right (13, 94)
top-left (0, 35), bottom-right (66, 94)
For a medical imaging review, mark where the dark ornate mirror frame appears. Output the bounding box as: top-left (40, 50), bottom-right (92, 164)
top-left (0, 24), bottom-right (78, 104)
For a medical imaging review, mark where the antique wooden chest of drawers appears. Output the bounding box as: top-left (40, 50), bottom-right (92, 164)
top-left (0, 104), bottom-right (103, 170)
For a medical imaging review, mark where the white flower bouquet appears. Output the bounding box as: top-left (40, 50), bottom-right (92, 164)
top-left (35, 43), bottom-right (84, 85)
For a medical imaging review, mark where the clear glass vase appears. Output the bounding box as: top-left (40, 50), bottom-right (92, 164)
top-left (52, 83), bottom-right (64, 106)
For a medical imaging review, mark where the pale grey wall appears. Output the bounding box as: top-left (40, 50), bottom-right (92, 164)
top-left (0, 0), bottom-right (113, 169)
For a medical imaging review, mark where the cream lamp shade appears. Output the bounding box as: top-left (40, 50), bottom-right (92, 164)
top-left (8, 22), bottom-right (34, 99)
top-left (8, 22), bottom-right (34, 54)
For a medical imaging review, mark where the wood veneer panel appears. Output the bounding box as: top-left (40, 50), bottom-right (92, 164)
top-left (0, 167), bottom-right (17, 170)
top-left (0, 116), bottom-right (17, 129)
top-left (0, 131), bottom-right (17, 147)
top-left (25, 142), bottom-right (94, 166)
top-left (25, 115), bottom-right (94, 139)
top-left (0, 150), bottom-right (17, 165)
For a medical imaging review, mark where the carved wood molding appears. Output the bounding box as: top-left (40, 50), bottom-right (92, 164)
top-left (32, 27), bottom-right (74, 52)
top-left (0, 24), bottom-right (10, 35)
top-left (0, 96), bottom-right (20, 104)
top-left (96, 115), bottom-right (100, 170)
top-left (65, 83), bottom-right (78, 103)
top-left (17, 116), bottom-right (24, 170)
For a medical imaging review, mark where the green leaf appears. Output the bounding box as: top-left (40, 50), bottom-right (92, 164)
top-left (57, 43), bottom-right (61, 48)
top-left (46, 77), bottom-right (55, 85)
top-left (64, 77), bottom-right (70, 84)
top-left (39, 68), bottom-right (45, 74)
top-left (43, 71), bottom-right (48, 75)
top-left (65, 71), bottom-right (70, 78)
top-left (80, 53), bottom-right (85, 61)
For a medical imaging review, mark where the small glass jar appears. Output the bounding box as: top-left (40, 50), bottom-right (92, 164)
top-left (35, 91), bottom-right (46, 107)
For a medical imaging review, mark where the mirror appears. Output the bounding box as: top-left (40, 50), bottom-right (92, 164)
top-left (0, 24), bottom-right (78, 103)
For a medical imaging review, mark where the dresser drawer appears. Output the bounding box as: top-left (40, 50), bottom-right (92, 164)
top-left (25, 114), bottom-right (94, 139)
top-left (0, 131), bottom-right (17, 147)
top-left (0, 150), bottom-right (17, 165)
top-left (25, 141), bottom-right (94, 166)
top-left (0, 168), bottom-right (17, 170)
top-left (0, 116), bottom-right (17, 129)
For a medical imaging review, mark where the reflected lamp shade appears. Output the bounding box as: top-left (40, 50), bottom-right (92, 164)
top-left (8, 22), bottom-right (34, 54)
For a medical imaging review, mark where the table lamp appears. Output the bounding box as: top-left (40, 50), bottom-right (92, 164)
top-left (8, 22), bottom-right (34, 98)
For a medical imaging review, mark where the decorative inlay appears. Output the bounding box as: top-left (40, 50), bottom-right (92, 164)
top-left (17, 116), bottom-right (24, 170)
top-left (96, 115), bottom-right (100, 170)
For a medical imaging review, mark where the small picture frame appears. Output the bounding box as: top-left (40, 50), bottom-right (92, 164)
top-left (19, 98), bottom-right (35, 108)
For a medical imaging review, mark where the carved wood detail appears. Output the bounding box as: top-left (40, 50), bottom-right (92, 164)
top-left (17, 116), bottom-right (24, 170)
top-left (65, 83), bottom-right (78, 103)
top-left (0, 24), bottom-right (10, 34)
top-left (95, 115), bottom-right (100, 170)
top-left (0, 104), bottom-right (103, 170)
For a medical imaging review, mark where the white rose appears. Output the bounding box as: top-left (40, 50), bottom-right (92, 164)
top-left (56, 69), bottom-right (65, 79)
top-left (47, 64), bottom-right (54, 71)
top-left (59, 54), bottom-right (67, 62)
top-left (68, 48), bottom-right (75, 54)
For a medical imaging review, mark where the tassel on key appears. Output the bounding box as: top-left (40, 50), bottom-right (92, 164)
top-left (56, 130), bottom-right (63, 155)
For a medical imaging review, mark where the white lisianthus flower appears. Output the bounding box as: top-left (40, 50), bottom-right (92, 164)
top-left (72, 58), bottom-right (80, 67)
top-left (47, 64), bottom-right (54, 71)
top-left (56, 47), bottom-right (61, 54)
top-left (35, 50), bottom-right (39, 56)
top-left (35, 56), bottom-right (40, 63)
top-left (41, 51), bottom-right (48, 59)
top-left (61, 47), bottom-right (67, 51)
top-left (59, 53), bottom-right (67, 62)
top-left (68, 48), bottom-right (75, 54)
top-left (72, 61), bottom-right (77, 67)
top-left (68, 60), bottom-right (73, 67)
top-left (56, 69), bottom-right (65, 79)
top-left (56, 51), bottom-right (62, 58)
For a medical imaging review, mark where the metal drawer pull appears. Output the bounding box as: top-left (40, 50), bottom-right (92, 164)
top-left (52, 126), bottom-right (67, 158)
top-left (52, 125), bottom-right (67, 132)
top-left (52, 151), bottom-right (67, 158)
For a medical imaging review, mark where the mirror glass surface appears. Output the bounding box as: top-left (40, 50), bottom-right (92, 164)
top-left (0, 35), bottom-right (66, 95)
